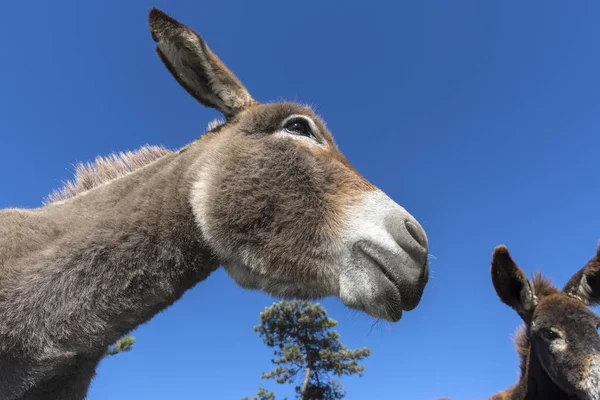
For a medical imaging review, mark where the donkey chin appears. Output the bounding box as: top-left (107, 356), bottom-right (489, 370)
top-left (222, 190), bottom-right (429, 323)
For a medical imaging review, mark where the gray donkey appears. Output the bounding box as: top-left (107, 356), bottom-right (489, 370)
top-left (0, 8), bottom-right (429, 399)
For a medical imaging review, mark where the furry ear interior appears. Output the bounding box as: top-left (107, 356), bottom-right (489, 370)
top-left (148, 8), bottom-right (257, 119)
top-left (563, 247), bottom-right (600, 306)
top-left (491, 245), bottom-right (538, 320)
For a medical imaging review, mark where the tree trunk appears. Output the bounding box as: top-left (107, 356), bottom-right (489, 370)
top-left (300, 367), bottom-right (311, 400)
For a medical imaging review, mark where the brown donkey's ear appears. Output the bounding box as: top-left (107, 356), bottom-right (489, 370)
top-left (491, 245), bottom-right (538, 320)
top-left (563, 247), bottom-right (600, 306)
top-left (148, 8), bottom-right (258, 120)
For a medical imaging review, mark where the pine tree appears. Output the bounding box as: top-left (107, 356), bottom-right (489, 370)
top-left (104, 335), bottom-right (135, 357)
top-left (242, 387), bottom-right (278, 400)
top-left (247, 300), bottom-right (371, 400)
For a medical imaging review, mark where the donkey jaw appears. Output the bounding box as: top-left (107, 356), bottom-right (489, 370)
top-left (338, 191), bottom-right (429, 322)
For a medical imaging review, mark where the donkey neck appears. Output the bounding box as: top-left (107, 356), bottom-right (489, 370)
top-left (0, 141), bottom-right (218, 357)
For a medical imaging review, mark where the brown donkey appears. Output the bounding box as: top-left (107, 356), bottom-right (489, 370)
top-left (0, 8), bottom-right (429, 400)
top-left (489, 245), bottom-right (600, 400)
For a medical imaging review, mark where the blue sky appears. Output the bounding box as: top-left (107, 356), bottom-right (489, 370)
top-left (2, 1), bottom-right (600, 399)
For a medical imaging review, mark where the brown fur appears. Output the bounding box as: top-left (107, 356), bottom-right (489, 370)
top-left (488, 246), bottom-right (600, 400)
top-left (0, 8), bottom-right (429, 399)
top-left (43, 119), bottom-right (225, 205)
top-left (44, 145), bottom-right (173, 205)
top-left (513, 274), bottom-right (560, 377)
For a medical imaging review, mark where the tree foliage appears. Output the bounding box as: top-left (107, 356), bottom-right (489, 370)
top-left (104, 335), bottom-right (136, 357)
top-left (242, 387), bottom-right (277, 400)
top-left (247, 300), bottom-right (370, 400)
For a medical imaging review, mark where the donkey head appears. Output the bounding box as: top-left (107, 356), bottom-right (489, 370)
top-left (491, 245), bottom-right (600, 399)
top-left (148, 8), bottom-right (429, 322)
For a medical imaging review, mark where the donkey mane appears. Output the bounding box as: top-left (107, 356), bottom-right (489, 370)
top-left (513, 272), bottom-right (560, 376)
top-left (43, 118), bottom-right (226, 205)
top-left (43, 145), bottom-right (173, 205)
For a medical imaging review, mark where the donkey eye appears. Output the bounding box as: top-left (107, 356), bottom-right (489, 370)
top-left (541, 329), bottom-right (560, 341)
top-left (284, 119), bottom-right (313, 138)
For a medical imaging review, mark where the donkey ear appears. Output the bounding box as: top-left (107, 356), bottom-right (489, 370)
top-left (148, 8), bottom-right (258, 119)
top-left (491, 245), bottom-right (538, 320)
top-left (563, 247), bottom-right (600, 306)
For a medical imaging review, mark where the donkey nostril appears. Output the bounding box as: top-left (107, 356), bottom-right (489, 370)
top-left (404, 220), bottom-right (427, 250)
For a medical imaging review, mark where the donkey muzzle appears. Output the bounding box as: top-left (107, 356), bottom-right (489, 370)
top-left (339, 191), bottom-right (429, 321)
